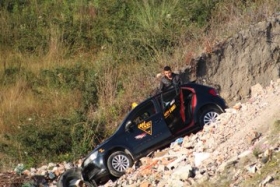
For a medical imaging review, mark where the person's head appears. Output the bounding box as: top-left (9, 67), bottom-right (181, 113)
top-left (163, 66), bottom-right (172, 79)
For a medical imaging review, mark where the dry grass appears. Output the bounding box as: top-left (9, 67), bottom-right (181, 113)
top-left (0, 80), bottom-right (82, 134)
top-left (91, 61), bottom-right (158, 130)
top-left (208, 0), bottom-right (279, 43)
top-left (1, 0), bottom-right (279, 131)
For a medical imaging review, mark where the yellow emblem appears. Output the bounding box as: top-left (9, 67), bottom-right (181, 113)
top-left (164, 104), bottom-right (176, 118)
top-left (138, 121), bottom-right (152, 135)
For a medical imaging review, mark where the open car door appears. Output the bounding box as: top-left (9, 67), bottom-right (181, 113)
top-left (159, 87), bottom-right (196, 135)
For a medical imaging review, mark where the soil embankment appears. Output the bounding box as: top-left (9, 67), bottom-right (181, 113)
top-left (183, 13), bottom-right (280, 106)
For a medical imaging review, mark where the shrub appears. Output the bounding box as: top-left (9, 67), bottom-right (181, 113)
top-left (15, 119), bottom-right (73, 165)
top-left (0, 112), bottom-right (106, 167)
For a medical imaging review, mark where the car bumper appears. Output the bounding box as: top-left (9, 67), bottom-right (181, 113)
top-left (214, 96), bottom-right (227, 111)
top-left (82, 156), bottom-right (109, 183)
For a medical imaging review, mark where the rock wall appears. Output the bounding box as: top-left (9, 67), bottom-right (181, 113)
top-left (185, 13), bottom-right (280, 106)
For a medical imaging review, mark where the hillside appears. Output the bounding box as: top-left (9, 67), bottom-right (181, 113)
top-left (1, 9), bottom-right (280, 187)
top-left (1, 0), bottom-right (280, 169)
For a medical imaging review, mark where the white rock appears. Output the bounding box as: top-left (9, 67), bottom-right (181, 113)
top-left (193, 152), bottom-right (211, 167)
top-left (172, 165), bottom-right (194, 181)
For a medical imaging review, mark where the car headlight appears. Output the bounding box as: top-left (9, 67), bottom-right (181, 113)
top-left (84, 151), bottom-right (98, 166)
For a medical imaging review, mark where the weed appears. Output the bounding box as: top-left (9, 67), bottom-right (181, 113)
top-left (253, 146), bottom-right (262, 158)
top-left (273, 120), bottom-right (280, 132)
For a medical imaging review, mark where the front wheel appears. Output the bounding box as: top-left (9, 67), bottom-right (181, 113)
top-left (57, 168), bottom-right (97, 187)
top-left (199, 106), bottom-right (222, 126)
top-left (107, 151), bottom-right (133, 177)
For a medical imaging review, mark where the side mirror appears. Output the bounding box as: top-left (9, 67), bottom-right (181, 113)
top-left (125, 121), bottom-right (133, 132)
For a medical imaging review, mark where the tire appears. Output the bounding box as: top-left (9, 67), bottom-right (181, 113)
top-left (57, 168), bottom-right (97, 187)
top-left (199, 106), bottom-right (222, 126)
top-left (107, 151), bottom-right (133, 177)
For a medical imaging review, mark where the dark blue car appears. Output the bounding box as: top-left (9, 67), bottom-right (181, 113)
top-left (58, 83), bottom-right (227, 186)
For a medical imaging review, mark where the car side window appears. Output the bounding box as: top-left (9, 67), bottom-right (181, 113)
top-left (158, 89), bottom-right (177, 109)
top-left (132, 101), bottom-right (156, 125)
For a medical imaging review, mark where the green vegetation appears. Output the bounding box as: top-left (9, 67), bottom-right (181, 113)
top-left (241, 151), bottom-right (280, 187)
top-left (0, 0), bottom-right (279, 169)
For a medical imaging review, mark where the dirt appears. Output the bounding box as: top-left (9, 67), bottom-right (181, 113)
top-left (181, 13), bottom-right (280, 107)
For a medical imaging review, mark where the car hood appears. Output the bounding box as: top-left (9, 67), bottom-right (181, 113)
top-left (91, 132), bottom-right (119, 153)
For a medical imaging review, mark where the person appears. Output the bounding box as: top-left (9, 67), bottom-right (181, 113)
top-left (149, 73), bottom-right (163, 96)
top-left (159, 66), bottom-right (182, 92)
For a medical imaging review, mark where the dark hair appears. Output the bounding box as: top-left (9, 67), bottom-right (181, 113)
top-left (163, 66), bottom-right (171, 71)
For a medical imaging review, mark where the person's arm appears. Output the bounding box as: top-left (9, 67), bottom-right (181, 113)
top-left (159, 79), bottom-right (164, 92)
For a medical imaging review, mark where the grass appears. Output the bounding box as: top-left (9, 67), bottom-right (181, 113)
top-left (272, 120), bottom-right (280, 132)
top-left (252, 146), bottom-right (262, 158)
top-left (240, 152), bottom-right (280, 187)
